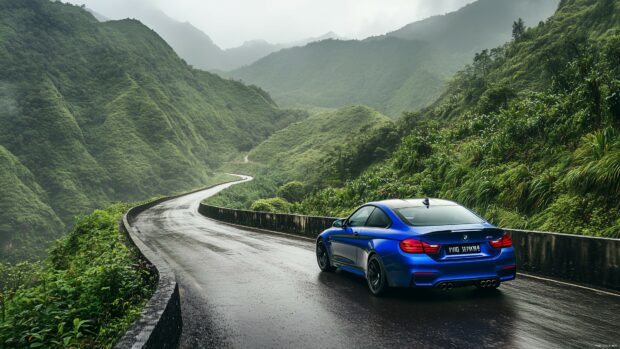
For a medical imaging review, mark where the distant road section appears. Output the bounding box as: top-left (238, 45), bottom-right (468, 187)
top-left (132, 176), bottom-right (620, 348)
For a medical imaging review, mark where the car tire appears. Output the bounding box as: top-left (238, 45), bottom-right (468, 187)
top-left (366, 254), bottom-right (389, 296)
top-left (316, 240), bottom-right (336, 272)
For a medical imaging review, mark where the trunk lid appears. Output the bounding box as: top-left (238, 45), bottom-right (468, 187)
top-left (417, 226), bottom-right (505, 261)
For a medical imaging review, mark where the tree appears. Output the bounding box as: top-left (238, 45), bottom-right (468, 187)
top-left (277, 182), bottom-right (306, 203)
top-left (473, 49), bottom-right (492, 77)
top-left (512, 18), bottom-right (526, 40)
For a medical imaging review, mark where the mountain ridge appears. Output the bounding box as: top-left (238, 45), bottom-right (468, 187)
top-left (293, 0), bottom-right (620, 237)
top-left (231, 0), bottom-right (560, 117)
top-left (0, 0), bottom-right (301, 261)
top-left (88, 3), bottom-right (345, 72)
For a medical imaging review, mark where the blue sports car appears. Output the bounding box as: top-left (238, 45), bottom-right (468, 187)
top-left (315, 198), bottom-right (516, 295)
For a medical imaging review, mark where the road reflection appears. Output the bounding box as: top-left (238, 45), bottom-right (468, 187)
top-left (317, 270), bottom-right (517, 348)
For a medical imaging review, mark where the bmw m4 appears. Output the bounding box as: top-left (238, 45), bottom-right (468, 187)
top-left (315, 199), bottom-right (516, 295)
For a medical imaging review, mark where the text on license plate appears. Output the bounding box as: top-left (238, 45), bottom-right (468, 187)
top-left (446, 244), bottom-right (481, 254)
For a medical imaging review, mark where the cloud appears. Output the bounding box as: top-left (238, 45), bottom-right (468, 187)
top-left (68, 0), bottom-right (475, 49)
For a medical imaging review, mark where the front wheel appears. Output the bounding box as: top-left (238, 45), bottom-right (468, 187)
top-left (366, 255), bottom-right (389, 296)
top-left (316, 240), bottom-right (336, 272)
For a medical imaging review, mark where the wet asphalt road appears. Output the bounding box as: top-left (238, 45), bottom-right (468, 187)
top-left (132, 177), bottom-right (620, 349)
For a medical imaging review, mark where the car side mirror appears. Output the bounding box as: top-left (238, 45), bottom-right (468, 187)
top-left (333, 219), bottom-right (346, 228)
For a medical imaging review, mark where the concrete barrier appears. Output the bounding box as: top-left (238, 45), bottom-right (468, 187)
top-left (115, 198), bottom-right (183, 349)
top-left (200, 204), bottom-right (620, 291)
top-left (115, 179), bottom-right (241, 348)
top-left (199, 204), bottom-right (337, 238)
top-left (506, 229), bottom-right (619, 291)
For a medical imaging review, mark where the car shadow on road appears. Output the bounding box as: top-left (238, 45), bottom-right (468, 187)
top-left (317, 269), bottom-right (508, 303)
top-left (316, 269), bottom-right (518, 348)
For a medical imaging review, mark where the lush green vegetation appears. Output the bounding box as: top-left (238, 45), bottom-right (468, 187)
top-left (248, 106), bottom-right (393, 180)
top-left (231, 0), bottom-right (559, 117)
top-left (0, 204), bottom-right (156, 348)
top-left (206, 106), bottom-right (395, 211)
top-left (0, 0), bottom-right (304, 262)
top-left (295, 0), bottom-right (620, 237)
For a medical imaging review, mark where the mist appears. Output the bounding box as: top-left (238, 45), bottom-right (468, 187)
top-left (68, 0), bottom-right (476, 49)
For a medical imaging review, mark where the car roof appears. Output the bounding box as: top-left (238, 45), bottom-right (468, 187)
top-left (373, 198), bottom-right (459, 209)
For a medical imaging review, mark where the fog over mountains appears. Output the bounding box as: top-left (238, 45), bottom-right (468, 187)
top-left (81, 1), bottom-right (346, 71)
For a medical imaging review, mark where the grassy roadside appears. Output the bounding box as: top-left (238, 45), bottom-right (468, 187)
top-left (0, 203), bottom-right (155, 348)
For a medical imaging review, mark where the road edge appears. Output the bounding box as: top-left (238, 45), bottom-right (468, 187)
top-left (114, 177), bottom-right (245, 349)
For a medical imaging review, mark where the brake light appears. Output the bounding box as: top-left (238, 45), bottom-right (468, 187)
top-left (490, 233), bottom-right (512, 248)
top-left (400, 239), bottom-right (440, 254)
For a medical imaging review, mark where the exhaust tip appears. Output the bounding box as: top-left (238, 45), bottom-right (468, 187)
top-left (436, 282), bottom-right (453, 291)
top-left (478, 279), bottom-right (498, 288)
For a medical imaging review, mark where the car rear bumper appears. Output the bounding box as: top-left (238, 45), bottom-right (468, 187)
top-left (384, 247), bottom-right (517, 288)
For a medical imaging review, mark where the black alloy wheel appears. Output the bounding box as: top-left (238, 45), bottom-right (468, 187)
top-left (316, 240), bottom-right (336, 272)
top-left (367, 255), bottom-right (388, 296)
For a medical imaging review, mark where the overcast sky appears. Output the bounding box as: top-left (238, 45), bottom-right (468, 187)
top-left (69, 0), bottom-right (476, 49)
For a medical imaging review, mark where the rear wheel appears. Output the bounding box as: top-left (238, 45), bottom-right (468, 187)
top-left (316, 240), bottom-right (336, 272)
top-left (367, 255), bottom-right (388, 296)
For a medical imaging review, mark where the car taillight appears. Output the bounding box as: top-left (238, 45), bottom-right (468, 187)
top-left (490, 233), bottom-right (512, 248)
top-left (400, 239), bottom-right (440, 254)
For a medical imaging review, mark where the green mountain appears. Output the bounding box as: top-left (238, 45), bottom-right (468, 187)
top-left (248, 105), bottom-right (393, 180)
top-left (230, 0), bottom-right (559, 117)
top-left (296, 0), bottom-right (620, 237)
top-left (207, 106), bottom-right (396, 210)
top-left (0, 0), bottom-right (301, 262)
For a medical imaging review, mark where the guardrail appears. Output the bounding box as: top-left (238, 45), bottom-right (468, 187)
top-left (198, 204), bottom-right (337, 238)
top-left (114, 179), bottom-right (244, 348)
top-left (505, 229), bottom-right (619, 291)
top-left (199, 204), bottom-right (620, 291)
top-left (115, 198), bottom-right (183, 349)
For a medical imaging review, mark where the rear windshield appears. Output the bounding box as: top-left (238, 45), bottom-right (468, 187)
top-left (395, 205), bottom-right (483, 226)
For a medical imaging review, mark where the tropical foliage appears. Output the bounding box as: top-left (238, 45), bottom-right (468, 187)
top-left (0, 204), bottom-right (156, 348)
top-left (212, 0), bottom-right (620, 238)
top-left (205, 106), bottom-right (395, 209)
top-left (296, 0), bottom-right (620, 237)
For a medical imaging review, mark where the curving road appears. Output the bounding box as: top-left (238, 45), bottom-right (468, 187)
top-left (132, 177), bottom-right (620, 349)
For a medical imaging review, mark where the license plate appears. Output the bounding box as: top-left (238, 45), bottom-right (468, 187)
top-left (446, 243), bottom-right (481, 255)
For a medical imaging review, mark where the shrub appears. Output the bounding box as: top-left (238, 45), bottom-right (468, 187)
top-left (276, 182), bottom-right (306, 203)
top-left (250, 198), bottom-right (292, 213)
top-left (0, 204), bottom-right (156, 348)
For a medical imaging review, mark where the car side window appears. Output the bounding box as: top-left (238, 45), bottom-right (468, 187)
top-left (348, 206), bottom-right (375, 227)
top-left (366, 208), bottom-right (391, 228)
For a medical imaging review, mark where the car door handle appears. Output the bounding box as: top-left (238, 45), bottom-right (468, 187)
top-left (353, 231), bottom-right (359, 236)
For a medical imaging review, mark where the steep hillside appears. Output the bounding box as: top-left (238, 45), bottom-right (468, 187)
top-left (207, 106), bottom-right (397, 210)
top-left (0, 204), bottom-right (155, 347)
top-left (134, 9), bottom-right (229, 71)
top-left (249, 106), bottom-right (393, 180)
top-left (231, 0), bottom-right (559, 117)
top-left (298, 0), bottom-right (620, 237)
top-left (387, 0), bottom-right (558, 52)
top-left (0, 0), bottom-right (299, 261)
top-left (0, 146), bottom-right (63, 261)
